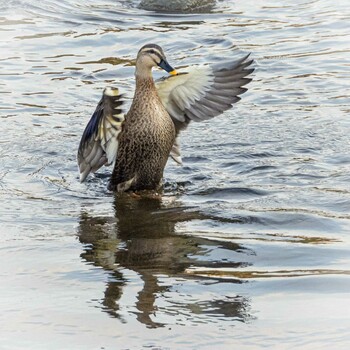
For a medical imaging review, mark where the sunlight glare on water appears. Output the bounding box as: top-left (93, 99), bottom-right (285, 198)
top-left (0, 0), bottom-right (350, 349)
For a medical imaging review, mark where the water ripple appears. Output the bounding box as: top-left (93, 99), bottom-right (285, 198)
top-left (1, 0), bottom-right (350, 348)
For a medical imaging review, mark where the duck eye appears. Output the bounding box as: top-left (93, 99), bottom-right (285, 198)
top-left (149, 49), bottom-right (155, 54)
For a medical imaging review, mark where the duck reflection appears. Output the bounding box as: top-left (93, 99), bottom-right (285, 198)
top-left (78, 194), bottom-right (251, 328)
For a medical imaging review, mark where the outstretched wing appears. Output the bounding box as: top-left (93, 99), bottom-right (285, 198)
top-left (77, 87), bottom-right (124, 182)
top-left (155, 54), bottom-right (254, 163)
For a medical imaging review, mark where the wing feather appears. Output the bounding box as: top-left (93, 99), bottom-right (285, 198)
top-left (156, 55), bottom-right (254, 125)
top-left (77, 87), bottom-right (124, 182)
top-left (156, 53), bottom-right (254, 164)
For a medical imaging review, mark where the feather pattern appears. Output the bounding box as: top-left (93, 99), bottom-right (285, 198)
top-left (156, 54), bottom-right (254, 163)
top-left (156, 54), bottom-right (254, 126)
top-left (170, 137), bottom-right (182, 165)
top-left (77, 47), bottom-right (254, 186)
top-left (77, 87), bottom-right (124, 182)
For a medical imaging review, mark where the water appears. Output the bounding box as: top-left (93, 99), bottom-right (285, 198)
top-left (1, 0), bottom-right (350, 348)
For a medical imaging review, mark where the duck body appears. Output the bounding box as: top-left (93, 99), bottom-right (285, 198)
top-left (109, 77), bottom-right (175, 192)
top-left (77, 44), bottom-right (254, 192)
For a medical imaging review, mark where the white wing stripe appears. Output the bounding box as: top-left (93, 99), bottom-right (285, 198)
top-left (77, 87), bottom-right (124, 182)
top-left (155, 53), bottom-right (254, 164)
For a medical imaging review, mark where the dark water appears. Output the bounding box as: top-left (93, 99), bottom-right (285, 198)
top-left (1, 0), bottom-right (350, 349)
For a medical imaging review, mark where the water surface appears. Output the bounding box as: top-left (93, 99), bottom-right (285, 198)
top-left (1, 0), bottom-right (350, 349)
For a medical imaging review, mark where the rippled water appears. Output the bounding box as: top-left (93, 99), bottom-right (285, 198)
top-left (1, 0), bottom-right (350, 348)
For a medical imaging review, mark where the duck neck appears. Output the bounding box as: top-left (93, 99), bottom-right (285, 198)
top-left (132, 68), bottom-right (159, 106)
top-left (134, 63), bottom-right (154, 83)
top-left (134, 74), bottom-right (156, 92)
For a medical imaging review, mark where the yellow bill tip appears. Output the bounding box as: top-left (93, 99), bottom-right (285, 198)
top-left (169, 70), bottom-right (178, 76)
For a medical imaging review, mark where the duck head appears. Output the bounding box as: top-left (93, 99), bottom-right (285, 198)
top-left (136, 43), bottom-right (177, 77)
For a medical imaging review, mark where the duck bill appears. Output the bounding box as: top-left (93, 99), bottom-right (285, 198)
top-left (158, 59), bottom-right (177, 75)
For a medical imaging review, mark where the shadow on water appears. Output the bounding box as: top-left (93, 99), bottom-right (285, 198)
top-left (77, 195), bottom-right (252, 328)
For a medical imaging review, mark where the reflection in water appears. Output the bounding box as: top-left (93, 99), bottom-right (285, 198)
top-left (77, 195), bottom-right (251, 328)
top-left (2, 0), bottom-right (350, 346)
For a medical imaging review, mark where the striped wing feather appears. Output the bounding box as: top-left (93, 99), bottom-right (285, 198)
top-left (156, 54), bottom-right (254, 125)
top-left (155, 53), bottom-right (254, 162)
top-left (77, 87), bottom-right (124, 182)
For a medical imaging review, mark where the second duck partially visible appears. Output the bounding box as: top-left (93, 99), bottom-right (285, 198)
top-left (77, 44), bottom-right (254, 192)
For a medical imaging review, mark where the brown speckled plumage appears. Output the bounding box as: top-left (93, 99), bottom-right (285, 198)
top-left (109, 77), bottom-right (175, 191)
top-left (77, 44), bottom-right (254, 191)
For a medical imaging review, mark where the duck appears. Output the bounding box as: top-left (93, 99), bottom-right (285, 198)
top-left (77, 43), bottom-right (254, 192)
